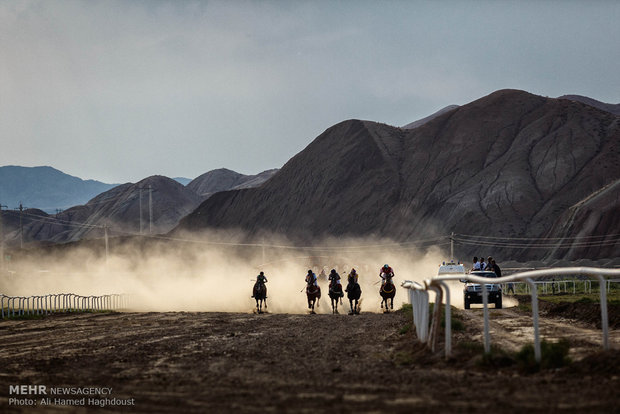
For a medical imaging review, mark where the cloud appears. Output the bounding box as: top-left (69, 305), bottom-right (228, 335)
top-left (1, 0), bottom-right (619, 183)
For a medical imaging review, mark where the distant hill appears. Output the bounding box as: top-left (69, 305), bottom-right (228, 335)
top-left (0, 166), bottom-right (117, 213)
top-left (402, 105), bottom-right (460, 129)
top-left (176, 89), bottom-right (620, 261)
top-left (1, 176), bottom-right (203, 245)
top-left (557, 95), bottom-right (620, 115)
top-left (187, 168), bottom-right (278, 198)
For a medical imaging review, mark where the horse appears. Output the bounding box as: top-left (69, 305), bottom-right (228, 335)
top-left (346, 280), bottom-right (362, 315)
top-left (328, 281), bottom-right (344, 314)
top-left (306, 282), bottom-right (321, 314)
top-left (252, 281), bottom-right (267, 314)
top-left (380, 277), bottom-right (396, 312)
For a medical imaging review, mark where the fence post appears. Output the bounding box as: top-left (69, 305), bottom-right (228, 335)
top-left (526, 278), bottom-right (541, 363)
top-left (437, 280), bottom-right (452, 359)
top-left (596, 275), bottom-right (609, 350)
top-left (428, 284), bottom-right (443, 352)
top-left (481, 281), bottom-right (490, 354)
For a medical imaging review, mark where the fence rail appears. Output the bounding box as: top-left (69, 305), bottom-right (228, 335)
top-left (402, 267), bottom-right (620, 363)
top-left (1, 293), bottom-right (128, 319)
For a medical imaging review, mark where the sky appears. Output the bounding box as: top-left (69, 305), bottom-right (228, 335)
top-left (1, 0), bottom-right (619, 184)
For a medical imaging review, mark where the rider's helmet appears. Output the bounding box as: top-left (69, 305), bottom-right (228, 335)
top-left (307, 269), bottom-right (313, 274)
top-left (330, 269), bottom-right (336, 274)
top-left (259, 271), bottom-right (264, 276)
top-left (384, 264), bottom-right (389, 269)
top-left (351, 268), bottom-right (356, 274)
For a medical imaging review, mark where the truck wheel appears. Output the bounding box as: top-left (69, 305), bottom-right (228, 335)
top-left (496, 298), bottom-right (502, 309)
top-left (464, 299), bottom-right (470, 309)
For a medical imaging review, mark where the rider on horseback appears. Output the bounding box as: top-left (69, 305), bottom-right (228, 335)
top-left (328, 269), bottom-right (344, 298)
top-left (328, 269), bottom-right (342, 286)
top-left (347, 268), bottom-right (359, 285)
top-left (306, 269), bottom-right (318, 287)
top-left (252, 271), bottom-right (268, 298)
top-left (380, 264), bottom-right (394, 285)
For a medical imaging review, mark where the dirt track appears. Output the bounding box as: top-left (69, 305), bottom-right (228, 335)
top-left (1, 305), bottom-right (619, 413)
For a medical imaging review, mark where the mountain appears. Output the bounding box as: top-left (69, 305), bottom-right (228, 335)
top-left (187, 168), bottom-right (278, 198)
top-left (176, 89), bottom-right (620, 261)
top-left (1, 176), bottom-right (202, 245)
top-left (402, 105), bottom-right (460, 129)
top-left (0, 166), bottom-right (117, 213)
top-left (558, 95), bottom-right (620, 115)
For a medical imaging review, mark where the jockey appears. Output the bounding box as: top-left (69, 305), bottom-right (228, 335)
top-left (347, 268), bottom-right (359, 284)
top-left (306, 269), bottom-right (318, 287)
top-left (252, 271), bottom-right (268, 298)
top-left (380, 264), bottom-right (394, 285)
top-left (328, 269), bottom-right (342, 286)
top-left (256, 271), bottom-right (268, 284)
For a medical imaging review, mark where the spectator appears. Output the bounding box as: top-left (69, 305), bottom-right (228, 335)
top-left (472, 256), bottom-right (480, 271)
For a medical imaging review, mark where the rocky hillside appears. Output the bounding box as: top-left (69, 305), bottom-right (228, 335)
top-left (177, 89), bottom-right (620, 261)
top-left (0, 166), bottom-right (116, 213)
top-left (402, 105), bottom-right (460, 129)
top-left (1, 176), bottom-right (203, 245)
top-left (187, 168), bottom-right (278, 198)
top-left (558, 95), bottom-right (620, 115)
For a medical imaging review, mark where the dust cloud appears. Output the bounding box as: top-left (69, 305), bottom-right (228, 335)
top-left (0, 231), bottom-right (462, 314)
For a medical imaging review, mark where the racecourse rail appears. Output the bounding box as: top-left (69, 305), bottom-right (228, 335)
top-left (1, 293), bottom-right (127, 319)
top-left (402, 267), bottom-right (620, 363)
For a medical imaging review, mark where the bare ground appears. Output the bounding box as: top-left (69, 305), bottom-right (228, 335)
top-left (0, 303), bottom-right (619, 413)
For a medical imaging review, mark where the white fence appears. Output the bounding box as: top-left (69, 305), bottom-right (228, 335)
top-left (402, 267), bottom-right (620, 363)
top-left (1, 293), bottom-right (127, 319)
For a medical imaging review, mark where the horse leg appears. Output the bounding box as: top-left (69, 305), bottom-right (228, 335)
top-left (390, 297), bottom-right (394, 309)
top-left (264, 297), bottom-right (267, 309)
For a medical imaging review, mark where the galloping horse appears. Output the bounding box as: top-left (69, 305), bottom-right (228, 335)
top-left (306, 281), bottom-right (321, 314)
top-left (380, 276), bottom-right (396, 312)
top-left (252, 280), bottom-right (267, 313)
top-left (346, 280), bottom-right (362, 315)
top-left (328, 281), bottom-right (344, 314)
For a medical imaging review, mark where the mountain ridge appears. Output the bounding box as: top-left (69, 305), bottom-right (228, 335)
top-left (176, 89), bottom-right (620, 261)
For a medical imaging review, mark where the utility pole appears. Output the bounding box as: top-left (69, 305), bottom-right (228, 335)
top-left (450, 232), bottom-right (454, 262)
top-left (104, 224), bottom-right (109, 266)
top-left (149, 185), bottom-right (152, 234)
top-left (139, 188), bottom-right (143, 235)
top-left (18, 203), bottom-right (24, 249)
top-left (0, 203), bottom-right (7, 271)
top-left (137, 185), bottom-right (155, 235)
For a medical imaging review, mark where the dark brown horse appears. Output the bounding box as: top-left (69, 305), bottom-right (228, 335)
top-left (328, 281), bottom-right (344, 314)
top-left (346, 281), bottom-right (362, 315)
top-left (380, 278), bottom-right (396, 312)
top-left (306, 282), bottom-right (321, 314)
top-left (252, 281), bottom-right (267, 313)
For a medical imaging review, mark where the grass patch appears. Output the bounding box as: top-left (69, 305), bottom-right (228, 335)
top-left (400, 303), bottom-right (412, 313)
top-left (399, 324), bottom-right (412, 335)
top-left (517, 302), bottom-right (532, 313)
top-left (393, 351), bottom-right (415, 365)
top-left (515, 339), bottom-right (571, 373)
top-left (538, 289), bottom-right (620, 305)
